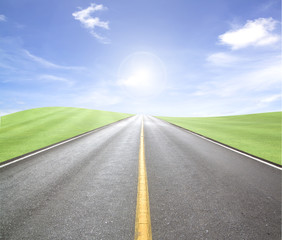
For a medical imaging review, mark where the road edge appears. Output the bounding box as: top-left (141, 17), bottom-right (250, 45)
top-left (155, 117), bottom-right (282, 170)
top-left (0, 116), bottom-right (134, 168)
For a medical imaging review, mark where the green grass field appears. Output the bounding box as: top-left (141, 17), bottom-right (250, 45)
top-left (0, 107), bottom-right (133, 163)
top-left (157, 112), bottom-right (281, 165)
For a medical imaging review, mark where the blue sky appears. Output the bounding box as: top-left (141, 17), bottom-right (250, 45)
top-left (0, 0), bottom-right (281, 116)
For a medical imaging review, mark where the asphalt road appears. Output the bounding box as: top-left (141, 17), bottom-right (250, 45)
top-left (144, 116), bottom-right (281, 240)
top-left (1, 115), bottom-right (281, 239)
top-left (1, 116), bottom-right (141, 240)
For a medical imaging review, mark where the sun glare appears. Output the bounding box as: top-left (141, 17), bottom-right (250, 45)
top-left (118, 52), bottom-right (166, 98)
top-left (124, 68), bottom-right (152, 88)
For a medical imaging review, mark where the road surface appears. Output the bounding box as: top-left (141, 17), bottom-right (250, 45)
top-left (1, 115), bottom-right (281, 239)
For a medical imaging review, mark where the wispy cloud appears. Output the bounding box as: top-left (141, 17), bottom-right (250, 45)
top-left (23, 50), bottom-right (83, 70)
top-left (194, 19), bottom-right (282, 116)
top-left (206, 52), bottom-right (240, 66)
top-left (219, 18), bottom-right (280, 49)
top-left (15, 100), bottom-right (25, 105)
top-left (257, 1), bottom-right (278, 13)
top-left (0, 14), bottom-right (7, 22)
top-left (195, 58), bottom-right (281, 97)
top-left (38, 74), bottom-right (74, 86)
top-left (72, 3), bottom-right (110, 44)
top-left (260, 94), bottom-right (281, 103)
top-left (76, 89), bottom-right (121, 107)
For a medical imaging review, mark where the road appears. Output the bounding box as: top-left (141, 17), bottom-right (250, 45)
top-left (1, 115), bottom-right (281, 239)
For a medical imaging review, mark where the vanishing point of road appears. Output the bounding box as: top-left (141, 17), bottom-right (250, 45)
top-left (0, 116), bottom-right (281, 239)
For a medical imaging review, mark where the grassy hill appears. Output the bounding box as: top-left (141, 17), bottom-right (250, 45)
top-left (0, 107), bottom-right (133, 163)
top-left (157, 112), bottom-right (281, 165)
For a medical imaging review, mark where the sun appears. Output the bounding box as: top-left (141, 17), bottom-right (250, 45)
top-left (118, 52), bottom-right (166, 98)
top-left (122, 68), bottom-right (152, 88)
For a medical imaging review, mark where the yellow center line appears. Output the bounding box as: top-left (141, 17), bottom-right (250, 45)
top-left (135, 118), bottom-right (152, 240)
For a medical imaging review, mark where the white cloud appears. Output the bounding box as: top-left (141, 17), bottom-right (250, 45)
top-left (219, 18), bottom-right (280, 49)
top-left (72, 3), bottom-right (110, 43)
top-left (206, 52), bottom-right (240, 66)
top-left (38, 74), bottom-right (74, 86)
top-left (23, 50), bottom-right (83, 70)
top-left (0, 14), bottom-right (7, 22)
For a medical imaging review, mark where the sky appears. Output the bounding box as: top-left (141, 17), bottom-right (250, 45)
top-left (0, 0), bottom-right (281, 117)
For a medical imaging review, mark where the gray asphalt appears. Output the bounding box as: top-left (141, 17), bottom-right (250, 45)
top-left (144, 116), bottom-right (281, 240)
top-left (0, 115), bottom-right (281, 240)
top-left (1, 116), bottom-right (141, 240)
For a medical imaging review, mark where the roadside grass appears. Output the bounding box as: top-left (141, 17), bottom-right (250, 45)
top-left (157, 112), bottom-right (281, 165)
top-left (0, 107), bottom-right (133, 163)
